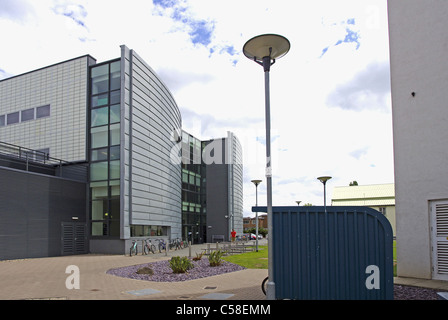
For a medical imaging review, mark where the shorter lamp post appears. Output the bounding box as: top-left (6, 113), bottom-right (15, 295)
top-left (317, 176), bottom-right (332, 211)
top-left (251, 179), bottom-right (262, 252)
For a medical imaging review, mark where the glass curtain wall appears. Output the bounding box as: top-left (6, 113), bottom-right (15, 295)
top-left (181, 131), bottom-right (206, 243)
top-left (89, 60), bottom-right (121, 237)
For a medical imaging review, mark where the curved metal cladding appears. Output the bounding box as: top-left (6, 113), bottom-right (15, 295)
top-left (252, 206), bottom-right (394, 300)
top-left (121, 46), bottom-right (182, 240)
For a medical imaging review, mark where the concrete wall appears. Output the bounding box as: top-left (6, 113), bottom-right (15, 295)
top-left (388, 0), bottom-right (448, 279)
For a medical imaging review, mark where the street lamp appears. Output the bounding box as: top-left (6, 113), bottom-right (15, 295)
top-left (243, 34), bottom-right (290, 300)
top-left (251, 179), bottom-right (262, 252)
top-left (296, 201), bottom-right (301, 206)
top-left (317, 176), bottom-right (332, 211)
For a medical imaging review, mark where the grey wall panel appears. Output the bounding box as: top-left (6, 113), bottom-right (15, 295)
top-left (0, 167), bottom-right (87, 260)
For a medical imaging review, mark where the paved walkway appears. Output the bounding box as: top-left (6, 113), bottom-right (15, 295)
top-left (1, 241), bottom-right (447, 300)
top-left (0, 243), bottom-right (268, 300)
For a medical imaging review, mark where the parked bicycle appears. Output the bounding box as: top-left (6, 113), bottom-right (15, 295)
top-left (143, 238), bottom-right (156, 255)
top-left (156, 239), bottom-right (167, 253)
top-left (130, 240), bottom-right (138, 256)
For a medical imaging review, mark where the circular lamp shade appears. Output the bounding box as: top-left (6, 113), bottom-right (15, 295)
top-left (243, 34), bottom-right (290, 62)
top-left (251, 179), bottom-right (262, 186)
top-left (317, 176), bottom-right (332, 183)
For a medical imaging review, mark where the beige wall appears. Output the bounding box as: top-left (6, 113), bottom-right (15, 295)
top-left (388, 0), bottom-right (448, 279)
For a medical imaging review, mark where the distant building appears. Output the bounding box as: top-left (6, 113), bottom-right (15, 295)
top-left (243, 214), bottom-right (268, 231)
top-left (331, 183), bottom-right (396, 236)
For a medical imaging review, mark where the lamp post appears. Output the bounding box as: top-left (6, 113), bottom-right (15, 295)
top-left (296, 201), bottom-right (301, 206)
top-left (251, 179), bottom-right (262, 252)
top-left (317, 176), bottom-right (332, 211)
top-left (243, 34), bottom-right (290, 300)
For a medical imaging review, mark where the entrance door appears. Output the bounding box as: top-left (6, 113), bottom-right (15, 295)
top-left (62, 222), bottom-right (87, 255)
top-left (430, 200), bottom-right (448, 280)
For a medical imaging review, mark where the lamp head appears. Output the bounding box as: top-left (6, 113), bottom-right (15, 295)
top-left (317, 176), bottom-right (332, 184)
top-left (251, 179), bottom-right (262, 186)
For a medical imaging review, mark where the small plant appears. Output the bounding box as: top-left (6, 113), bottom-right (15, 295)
top-left (136, 266), bottom-right (154, 275)
top-left (208, 250), bottom-right (225, 267)
top-left (169, 256), bottom-right (194, 274)
top-left (193, 252), bottom-right (204, 261)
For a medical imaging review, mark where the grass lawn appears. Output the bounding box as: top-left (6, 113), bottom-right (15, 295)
top-left (222, 245), bottom-right (268, 269)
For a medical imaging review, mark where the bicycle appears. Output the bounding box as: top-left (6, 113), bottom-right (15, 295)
top-left (261, 276), bottom-right (268, 295)
top-left (157, 239), bottom-right (167, 253)
top-left (130, 240), bottom-right (138, 256)
top-left (143, 238), bottom-right (156, 255)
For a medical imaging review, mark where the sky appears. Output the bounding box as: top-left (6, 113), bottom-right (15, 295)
top-left (0, 0), bottom-right (394, 217)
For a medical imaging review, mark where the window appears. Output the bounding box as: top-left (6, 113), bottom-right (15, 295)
top-left (109, 123), bottom-right (120, 145)
top-left (36, 105), bottom-right (50, 118)
top-left (90, 161), bottom-right (108, 181)
top-left (21, 108), bottom-right (34, 122)
top-left (6, 112), bottom-right (19, 125)
top-left (91, 64), bottom-right (109, 94)
top-left (110, 104), bottom-right (120, 123)
top-left (91, 126), bottom-right (108, 149)
top-left (0, 115), bottom-right (5, 127)
top-left (91, 93), bottom-right (108, 107)
top-left (91, 148), bottom-right (108, 161)
top-left (91, 107), bottom-right (108, 127)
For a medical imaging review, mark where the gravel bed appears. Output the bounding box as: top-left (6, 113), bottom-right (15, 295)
top-left (107, 259), bottom-right (445, 300)
top-left (106, 258), bottom-right (245, 282)
top-left (394, 284), bottom-right (442, 300)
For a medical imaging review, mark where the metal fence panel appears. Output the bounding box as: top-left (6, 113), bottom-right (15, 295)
top-left (252, 206), bottom-right (394, 300)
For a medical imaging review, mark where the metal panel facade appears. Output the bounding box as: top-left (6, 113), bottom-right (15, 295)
top-left (253, 206), bottom-right (394, 300)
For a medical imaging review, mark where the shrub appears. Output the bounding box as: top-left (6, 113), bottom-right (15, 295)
top-left (193, 252), bottom-right (204, 261)
top-left (208, 250), bottom-right (225, 267)
top-left (169, 256), bottom-right (194, 274)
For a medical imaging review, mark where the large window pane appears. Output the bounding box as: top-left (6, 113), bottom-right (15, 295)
top-left (110, 123), bottom-right (120, 145)
top-left (91, 126), bottom-right (108, 148)
top-left (0, 115), bottom-right (5, 127)
top-left (110, 90), bottom-right (120, 104)
top-left (110, 104), bottom-right (120, 123)
top-left (109, 160), bottom-right (120, 180)
top-left (110, 145), bottom-right (120, 160)
top-left (91, 107), bottom-right (108, 127)
top-left (90, 161), bottom-right (108, 181)
top-left (91, 94), bottom-right (108, 108)
top-left (91, 147), bottom-right (108, 161)
top-left (91, 64), bottom-right (109, 95)
top-left (91, 222), bottom-right (107, 236)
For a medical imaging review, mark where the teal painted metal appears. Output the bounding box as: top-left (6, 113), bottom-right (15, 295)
top-left (252, 206), bottom-right (394, 300)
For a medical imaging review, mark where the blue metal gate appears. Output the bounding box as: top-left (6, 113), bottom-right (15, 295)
top-left (252, 206), bottom-right (394, 300)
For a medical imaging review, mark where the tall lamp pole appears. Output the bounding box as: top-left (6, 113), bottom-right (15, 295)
top-left (251, 179), bottom-right (262, 252)
top-left (243, 34), bottom-right (290, 300)
top-left (317, 176), bottom-right (332, 212)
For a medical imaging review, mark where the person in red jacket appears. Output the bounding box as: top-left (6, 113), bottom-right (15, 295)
top-left (231, 229), bottom-right (236, 242)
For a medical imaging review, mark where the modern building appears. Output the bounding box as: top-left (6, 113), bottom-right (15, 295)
top-left (202, 132), bottom-right (244, 243)
top-left (331, 183), bottom-right (396, 236)
top-left (0, 45), bottom-right (243, 259)
top-left (388, 0), bottom-right (448, 281)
